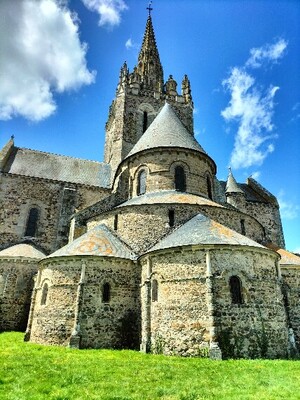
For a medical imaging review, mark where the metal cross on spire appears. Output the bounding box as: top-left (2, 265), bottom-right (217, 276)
top-left (147, 1), bottom-right (153, 16)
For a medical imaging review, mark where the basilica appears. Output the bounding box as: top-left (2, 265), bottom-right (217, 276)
top-left (0, 13), bottom-right (299, 359)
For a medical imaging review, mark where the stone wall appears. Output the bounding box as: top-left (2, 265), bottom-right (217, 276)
top-left (87, 203), bottom-right (265, 254)
top-left (29, 256), bottom-right (140, 349)
top-left (0, 173), bottom-right (108, 253)
top-left (140, 246), bottom-right (288, 358)
top-left (140, 250), bottom-right (211, 356)
top-left (243, 201), bottom-right (285, 249)
top-left (114, 149), bottom-right (216, 200)
top-left (211, 248), bottom-right (288, 358)
top-left (281, 266), bottom-right (300, 351)
top-left (0, 258), bottom-right (38, 331)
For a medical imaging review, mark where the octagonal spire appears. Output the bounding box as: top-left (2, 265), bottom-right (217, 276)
top-left (135, 14), bottom-right (164, 91)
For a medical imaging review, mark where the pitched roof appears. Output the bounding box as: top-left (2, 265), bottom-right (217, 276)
top-left (148, 213), bottom-right (265, 253)
top-left (47, 225), bottom-right (137, 260)
top-left (126, 103), bottom-right (206, 158)
top-left (0, 244), bottom-right (45, 259)
top-left (2, 146), bottom-right (111, 188)
top-left (277, 249), bottom-right (300, 266)
top-left (116, 190), bottom-right (224, 209)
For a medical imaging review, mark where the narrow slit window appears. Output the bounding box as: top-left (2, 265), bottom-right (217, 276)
top-left (143, 111), bottom-right (148, 133)
top-left (137, 169), bottom-right (147, 196)
top-left (41, 283), bottom-right (48, 305)
top-left (25, 208), bottom-right (39, 237)
top-left (114, 214), bottom-right (118, 231)
top-left (175, 166), bottom-right (186, 192)
top-left (240, 219), bottom-right (246, 235)
top-left (102, 283), bottom-right (111, 303)
top-left (152, 279), bottom-right (158, 302)
top-left (229, 276), bottom-right (243, 304)
top-left (169, 210), bottom-right (175, 227)
top-left (207, 176), bottom-right (213, 200)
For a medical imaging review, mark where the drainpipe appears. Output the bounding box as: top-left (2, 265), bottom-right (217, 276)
top-left (69, 261), bottom-right (86, 348)
top-left (140, 256), bottom-right (152, 353)
top-left (206, 249), bottom-right (222, 359)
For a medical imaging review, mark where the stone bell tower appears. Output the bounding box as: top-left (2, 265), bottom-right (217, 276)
top-left (104, 8), bottom-right (194, 175)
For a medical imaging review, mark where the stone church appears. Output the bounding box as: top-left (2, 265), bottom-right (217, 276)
top-left (0, 14), bottom-right (299, 359)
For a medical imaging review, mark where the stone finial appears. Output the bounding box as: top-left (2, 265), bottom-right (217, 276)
top-left (181, 74), bottom-right (192, 102)
top-left (165, 75), bottom-right (178, 96)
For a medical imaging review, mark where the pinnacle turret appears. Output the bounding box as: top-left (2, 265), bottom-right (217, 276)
top-left (225, 168), bottom-right (244, 194)
top-left (135, 15), bottom-right (164, 91)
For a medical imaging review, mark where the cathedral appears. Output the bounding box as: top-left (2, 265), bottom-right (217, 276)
top-left (0, 13), bottom-right (299, 359)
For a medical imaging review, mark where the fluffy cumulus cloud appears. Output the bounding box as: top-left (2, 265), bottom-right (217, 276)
top-left (221, 38), bottom-right (287, 169)
top-left (82, 0), bottom-right (128, 27)
top-left (0, 0), bottom-right (95, 122)
top-left (246, 39), bottom-right (287, 68)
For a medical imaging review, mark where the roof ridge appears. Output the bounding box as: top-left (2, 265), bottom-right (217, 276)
top-left (17, 146), bottom-right (105, 165)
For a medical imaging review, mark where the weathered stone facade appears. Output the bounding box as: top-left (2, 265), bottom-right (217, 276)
top-left (0, 13), bottom-right (299, 359)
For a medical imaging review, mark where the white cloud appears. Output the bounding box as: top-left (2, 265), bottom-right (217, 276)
top-left (125, 38), bottom-right (133, 49)
top-left (250, 171), bottom-right (261, 180)
top-left (0, 0), bottom-right (95, 122)
top-left (278, 191), bottom-right (300, 220)
top-left (222, 67), bottom-right (278, 168)
top-left (82, 0), bottom-right (128, 27)
top-left (246, 38), bottom-right (288, 69)
top-left (221, 38), bottom-right (287, 169)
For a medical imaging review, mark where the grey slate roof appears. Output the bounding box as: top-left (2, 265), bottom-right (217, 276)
top-left (126, 103), bottom-right (206, 158)
top-left (116, 190), bottom-right (224, 208)
top-left (47, 224), bottom-right (137, 260)
top-left (0, 244), bottom-right (45, 259)
top-left (3, 146), bottom-right (111, 188)
top-left (149, 213), bottom-right (265, 253)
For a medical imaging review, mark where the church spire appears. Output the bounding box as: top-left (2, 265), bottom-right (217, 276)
top-left (135, 9), bottom-right (164, 91)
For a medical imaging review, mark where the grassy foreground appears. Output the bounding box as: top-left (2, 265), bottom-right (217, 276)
top-left (1, 332), bottom-right (299, 400)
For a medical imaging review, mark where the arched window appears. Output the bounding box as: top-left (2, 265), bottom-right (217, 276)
top-left (137, 169), bottom-right (147, 196)
top-left (114, 214), bottom-right (118, 231)
top-left (25, 207), bottom-right (39, 237)
top-left (41, 283), bottom-right (48, 305)
top-left (229, 276), bottom-right (243, 304)
top-left (151, 279), bottom-right (158, 302)
top-left (175, 166), bottom-right (186, 192)
top-left (102, 282), bottom-right (111, 303)
top-left (207, 176), bottom-right (213, 200)
top-left (143, 111), bottom-right (148, 133)
top-left (169, 209), bottom-right (175, 227)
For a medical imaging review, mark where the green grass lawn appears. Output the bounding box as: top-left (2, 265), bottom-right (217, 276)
top-left (0, 332), bottom-right (299, 400)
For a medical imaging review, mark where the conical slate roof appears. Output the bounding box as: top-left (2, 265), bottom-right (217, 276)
top-left (148, 213), bottom-right (265, 253)
top-left (47, 224), bottom-right (137, 260)
top-left (225, 168), bottom-right (244, 194)
top-left (126, 103), bottom-right (206, 158)
top-left (0, 244), bottom-right (45, 259)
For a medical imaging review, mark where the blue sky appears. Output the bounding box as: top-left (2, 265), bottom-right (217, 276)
top-left (0, 0), bottom-right (299, 252)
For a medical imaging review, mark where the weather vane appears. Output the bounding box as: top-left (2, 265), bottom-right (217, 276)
top-left (147, 1), bottom-right (153, 16)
